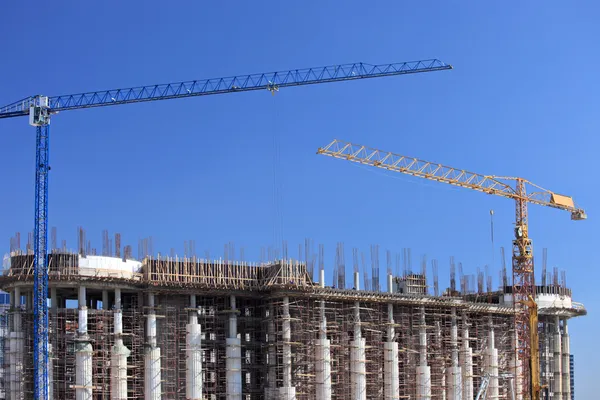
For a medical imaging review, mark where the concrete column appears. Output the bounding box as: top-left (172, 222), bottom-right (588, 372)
top-left (186, 294), bottom-right (202, 400)
top-left (48, 343), bottom-right (54, 400)
top-left (510, 332), bottom-right (523, 400)
top-left (350, 272), bottom-right (366, 400)
top-left (144, 292), bottom-right (161, 400)
top-left (9, 287), bottom-right (24, 400)
top-left (282, 297), bottom-right (291, 388)
top-left (505, 375), bottom-right (516, 400)
top-left (226, 295), bottom-right (242, 400)
top-left (102, 290), bottom-right (109, 310)
top-left (416, 306), bottom-right (431, 400)
top-left (553, 316), bottom-right (562, 399)
top-left (47, 287), bottom-right (55, 398)
top-left (13, 287), bottom-right (20, 310)
top-left (46, 290), bottom-right (55, 400)
top-left (384, 273), bottom-right (399, 400)
top-left (50, 287), bottom-right (58, 314)
top-left (111, 288), bottom-right (130, 400)
top-left (266, 305), bottom-right (277, 400)
top-left (446, 308), bottom-right (462, 400)
top-left (485, 324), bottom-right (499, 400)
top-left (561, 319), bottom-right (570, 400)
top-left (543, 320), bottom-right (551, 391)
top-left (279, 296), bottom-right (296, 399)
top-left (76, 286), bottom-right (93, 400)
top-left (25, 292), bottom-right (32, 311)
top-left (316, 269), bottom-right (332, 400)
top-left (460, 318), bottom-right (473, 400)
top-left (115, 289), bottom-right (122, 310)
top-left (436, 321), bottom-right (446, 400)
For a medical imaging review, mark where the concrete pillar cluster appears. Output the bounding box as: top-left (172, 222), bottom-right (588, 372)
top-left (1, 283), bottom-right (578, 400)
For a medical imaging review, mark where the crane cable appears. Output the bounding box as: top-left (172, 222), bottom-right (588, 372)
top-left (270, 94), bottom-right (285, 260)
top-left (490, 209), bottom-right (495, 273)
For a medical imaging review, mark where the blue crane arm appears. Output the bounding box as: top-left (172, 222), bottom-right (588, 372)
top-left (0, 59), bottom-right (451, 119)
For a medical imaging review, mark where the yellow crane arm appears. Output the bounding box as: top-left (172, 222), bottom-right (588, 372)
top-left (317, 139), bottom-right (586, 219)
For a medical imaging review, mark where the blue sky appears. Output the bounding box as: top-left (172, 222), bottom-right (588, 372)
top-left (1, 1), bottom-right (598, 396)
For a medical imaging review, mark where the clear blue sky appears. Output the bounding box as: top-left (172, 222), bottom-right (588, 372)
top-left (1, 1), bottom-right (598, 396)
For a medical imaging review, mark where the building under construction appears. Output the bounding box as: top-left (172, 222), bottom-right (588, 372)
top-left (0, 237), bottom-right (586, 400)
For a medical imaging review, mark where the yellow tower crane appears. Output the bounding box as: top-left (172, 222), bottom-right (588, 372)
top-left (317, 139), bottom-right (586, 400)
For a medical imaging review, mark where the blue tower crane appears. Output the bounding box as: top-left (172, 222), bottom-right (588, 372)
top-left (0, 58), bottom-right (452, 399)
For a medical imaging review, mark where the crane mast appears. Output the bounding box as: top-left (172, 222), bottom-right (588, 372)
top-left (317, 139), bottom-right (586, 400)
top-left (30, 96), bottom-right (51, 398)
top-left (0, 59), bottom-right (452, 400)
top-left (513, 181), bottom-right (536, 397)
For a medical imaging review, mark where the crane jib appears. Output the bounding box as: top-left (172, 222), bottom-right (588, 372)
top-left (317, 139), bottom-right (585, 217)
top-left (0, 60), bottom-right (452, 119)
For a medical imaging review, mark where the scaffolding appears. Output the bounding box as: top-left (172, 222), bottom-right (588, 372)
top-left (0, 248), bottom-right (585, 400)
